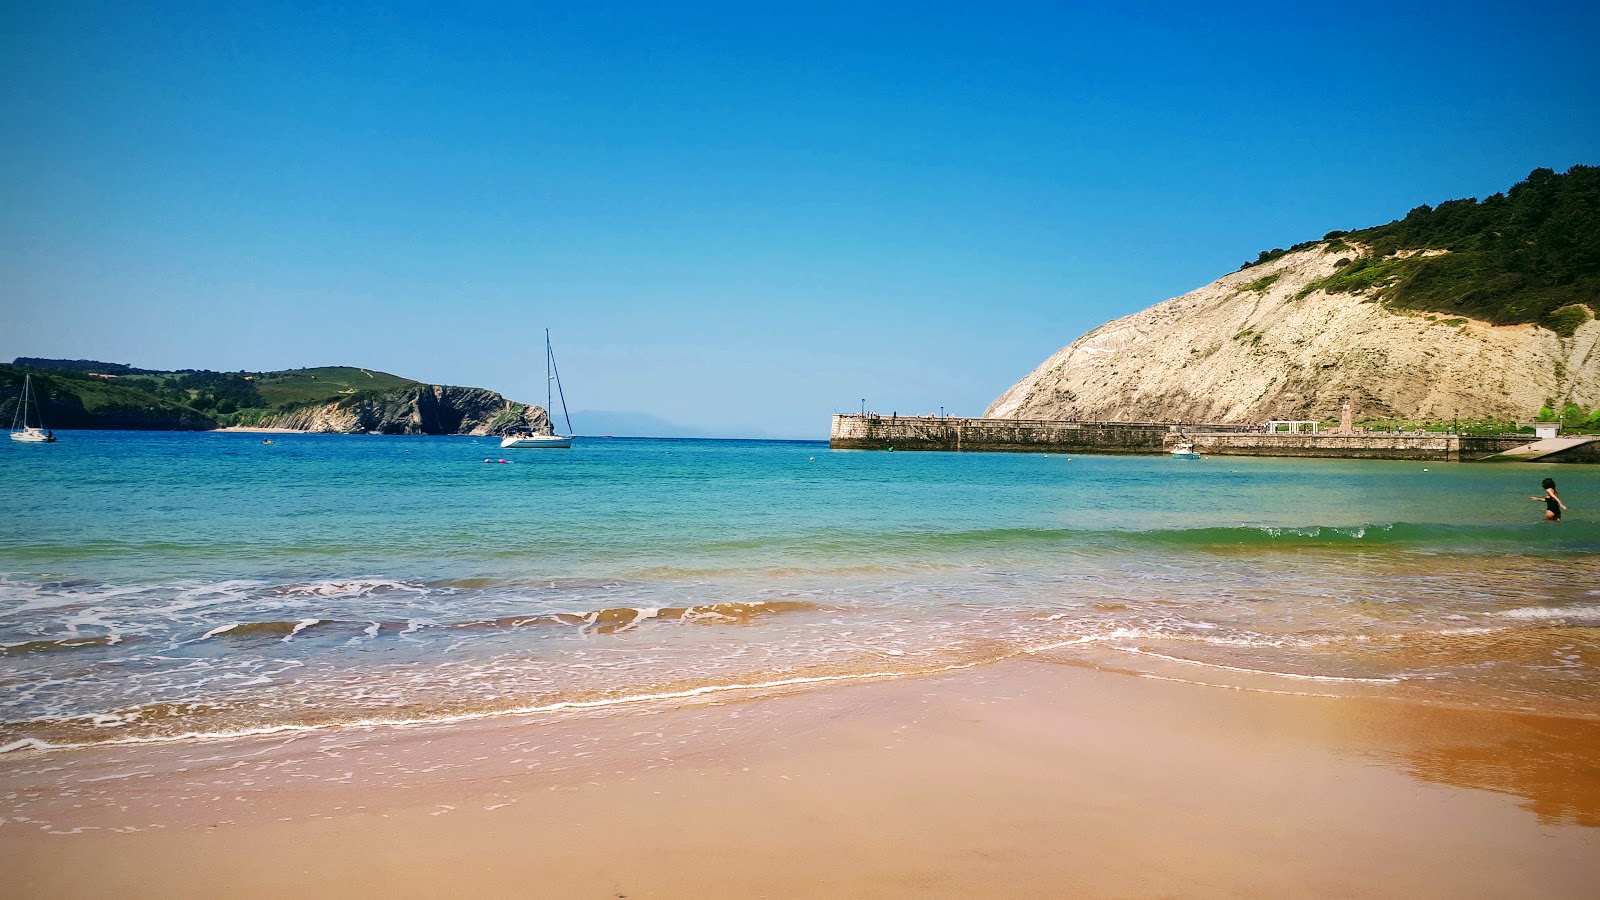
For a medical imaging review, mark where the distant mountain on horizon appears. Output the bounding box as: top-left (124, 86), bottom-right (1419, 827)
top-left (568, 410), bottom-right (716, 438)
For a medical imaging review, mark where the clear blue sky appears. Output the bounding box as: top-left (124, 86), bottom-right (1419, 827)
top-left (3, 1), bottom-right (1597, 437)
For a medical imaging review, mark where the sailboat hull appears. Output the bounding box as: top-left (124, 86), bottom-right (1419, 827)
top-left (500, 434), bottom-right (573, 449)
top-left (10, 428), bottom-right (53, 443)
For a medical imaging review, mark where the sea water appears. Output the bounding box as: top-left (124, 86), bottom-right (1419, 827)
top-left (2, 432), bottom-right (1597, 751)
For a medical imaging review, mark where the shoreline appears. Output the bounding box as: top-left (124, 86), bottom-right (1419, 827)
top-left (4, 658), bottom-right (1596, 898)
top-left (211, 425), bottom-right (310, 434)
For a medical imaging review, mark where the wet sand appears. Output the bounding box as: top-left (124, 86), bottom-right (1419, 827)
top-left (4, 659), bottom-right (1597, 898)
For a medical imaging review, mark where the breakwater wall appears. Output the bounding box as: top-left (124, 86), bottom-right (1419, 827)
top-left (829, 415), bottom-right (1221, 454)
top-left (830, 415), bottom-right (1549, 462)
top-left (1183, 432), bottom-right (1530, 462)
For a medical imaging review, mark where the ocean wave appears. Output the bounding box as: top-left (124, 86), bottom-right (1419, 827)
top-left (272, 579), bottom-right (430, 599)
top-left (0, 635), bottom-right (123, 656)
top-left (0, 660), bottom-right (983, 753)
top-left (843, 520), bottom-right (1600, 555)
top-left (173, 600), bottom-right (827, 644)
top-left (189, 619), bottom-right (335, 642)
top-left (456, 599), bottom-right (824, 634)
top-left (1109, 647), bottom-right (1405, 683)
top-left (1491, 605), bottom-right (1600, 621)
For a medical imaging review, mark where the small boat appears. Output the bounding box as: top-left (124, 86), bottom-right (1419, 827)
top-left (501, 330), bottom-right (576, 450)
top-left (1170, 442), bottom-right (1201, 459)
top-left (9, 374), bottom-right (56, 443)
top-left (500, 432), bottom-right (574, 449)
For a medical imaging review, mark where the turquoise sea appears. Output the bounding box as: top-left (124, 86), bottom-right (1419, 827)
top-left (2, 432), bottom-right (1598, 751)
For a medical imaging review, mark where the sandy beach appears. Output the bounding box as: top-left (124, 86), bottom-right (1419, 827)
top-left (4, 657), bottom-right (1595, 899)
top-left (212, 425), bottom-right (311, 434)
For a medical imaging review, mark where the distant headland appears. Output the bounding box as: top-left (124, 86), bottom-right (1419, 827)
top-left (0, 360), bottom-right (548, 435)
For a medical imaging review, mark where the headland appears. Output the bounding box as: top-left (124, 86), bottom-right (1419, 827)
top-left (0, 360), bottom-right (549, 436)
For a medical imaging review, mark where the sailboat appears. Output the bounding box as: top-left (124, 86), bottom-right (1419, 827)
top-left (501, 330), bottom-right (575, 449)
top-left (9, 374), bottom-right (56, 443)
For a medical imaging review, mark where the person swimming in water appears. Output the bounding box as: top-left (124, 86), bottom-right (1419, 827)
top-left (1531, 478), bottom-right (1568, 521)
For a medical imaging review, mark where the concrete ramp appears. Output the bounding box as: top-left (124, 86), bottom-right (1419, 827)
top-left (1482, 436), bottom-right (1600, 461)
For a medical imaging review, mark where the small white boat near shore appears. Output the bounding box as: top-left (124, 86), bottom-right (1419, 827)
top-left (1170, 442), bottom-right (1201, 459)
top-left (500, 433), bottom-right (574, 449)
top-left (500, 330), bottom-right (576, 450)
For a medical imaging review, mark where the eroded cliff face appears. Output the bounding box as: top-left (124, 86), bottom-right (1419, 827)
top-left (986, 244), bottom-right (1600, 423)
top-left (263, 386), bottom-right (552, 435)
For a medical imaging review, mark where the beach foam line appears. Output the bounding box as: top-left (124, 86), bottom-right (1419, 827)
top-left (283, 619), bottom-right (322, 642)
top-left (194, 623), bottom-right (240, 642)
top-left (1130, 673), bottom-right (1350, 700)
top-left (0, 661), bottom-right (990, 755)
top-left (1023, 629), bottom-right (1145, 653)
top-left (1491, 605), bottom-right (1600, 620)
top-left (1111, 647), bottom-right (1404, 684)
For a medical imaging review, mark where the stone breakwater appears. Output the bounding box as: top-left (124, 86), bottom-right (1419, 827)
top-left (829, 415), bottom-right (1589, 462)
top-left (1183, 432), bottom-right (1535, 462)
top-left (829, 414), bottom-right (1217, 454)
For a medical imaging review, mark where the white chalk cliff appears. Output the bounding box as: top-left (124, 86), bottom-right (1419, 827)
top-left (986, 244), bottom-right (1600, 423)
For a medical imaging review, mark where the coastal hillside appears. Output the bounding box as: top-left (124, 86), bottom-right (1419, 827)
top-left (988, 166), bottom-right (1600, 426)
top-left (0, 361), bottom-right (549, 435)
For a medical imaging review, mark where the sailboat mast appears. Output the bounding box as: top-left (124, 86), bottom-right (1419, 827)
top-left (546, 329), bottom-right (554, 432)
top-left (549, 337), bottom-right (574, 436)
top-left (12, 375), bottom-right (29, 431)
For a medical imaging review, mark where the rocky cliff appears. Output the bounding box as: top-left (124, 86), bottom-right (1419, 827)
top-left (986, 243), bottom-right (1600, 424)
top-left (263, 385), bottom-right (551, 435)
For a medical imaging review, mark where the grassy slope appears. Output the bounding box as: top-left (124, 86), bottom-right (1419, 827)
top-left (3, 363), bottom-right (434, 428)
top-left (250, 367), bottom-right (421, 408)
top-left (1248, 165), bottom-right (1600, 331)
top-left (0, 365), bottom-right (219, 429)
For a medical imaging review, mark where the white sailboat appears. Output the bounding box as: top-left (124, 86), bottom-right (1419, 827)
top-left (501, 330), bottom-right (575, 450)
top-left (9, 374), bottom-right (56, 443)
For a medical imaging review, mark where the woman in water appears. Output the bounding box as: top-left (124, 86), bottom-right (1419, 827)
top-left (1532, 478), bottom-right (1568, 521)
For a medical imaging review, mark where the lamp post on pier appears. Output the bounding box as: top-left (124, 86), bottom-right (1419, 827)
top-left (860, 398), bottom-right (865, 417)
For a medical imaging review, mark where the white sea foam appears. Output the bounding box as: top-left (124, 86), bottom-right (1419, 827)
top-left (1492, 605), bottom-right (1600, 620)
top-left (1112, 648), bottom-right (1403, 684)
top-left (195, 623), bottom-right (240, 641)
top-left (1491, 602), bottom-right (1600, 614)
top-left (282, 619), bottom-right (321, 642)
top-left (280, 579), bottom-right (428, 599)
top-left (0, 662), bottom-right (986, 754)
top-left (1133, 672), bottom-right (1349, 700)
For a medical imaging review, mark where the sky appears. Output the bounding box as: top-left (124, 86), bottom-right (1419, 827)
top-left (3, 1), bottom-right (1597, 438)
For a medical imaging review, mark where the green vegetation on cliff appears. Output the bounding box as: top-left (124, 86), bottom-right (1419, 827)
top-left (1253, 165), bottom-right (1600, 329)
top-left (1, 360), bottom-right (482, 431)
top-left (0, 365), bottom-right (219, 430)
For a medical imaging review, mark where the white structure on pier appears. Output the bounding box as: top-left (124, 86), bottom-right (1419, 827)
top-left (1266, 420), bottom-right (1321, 434)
